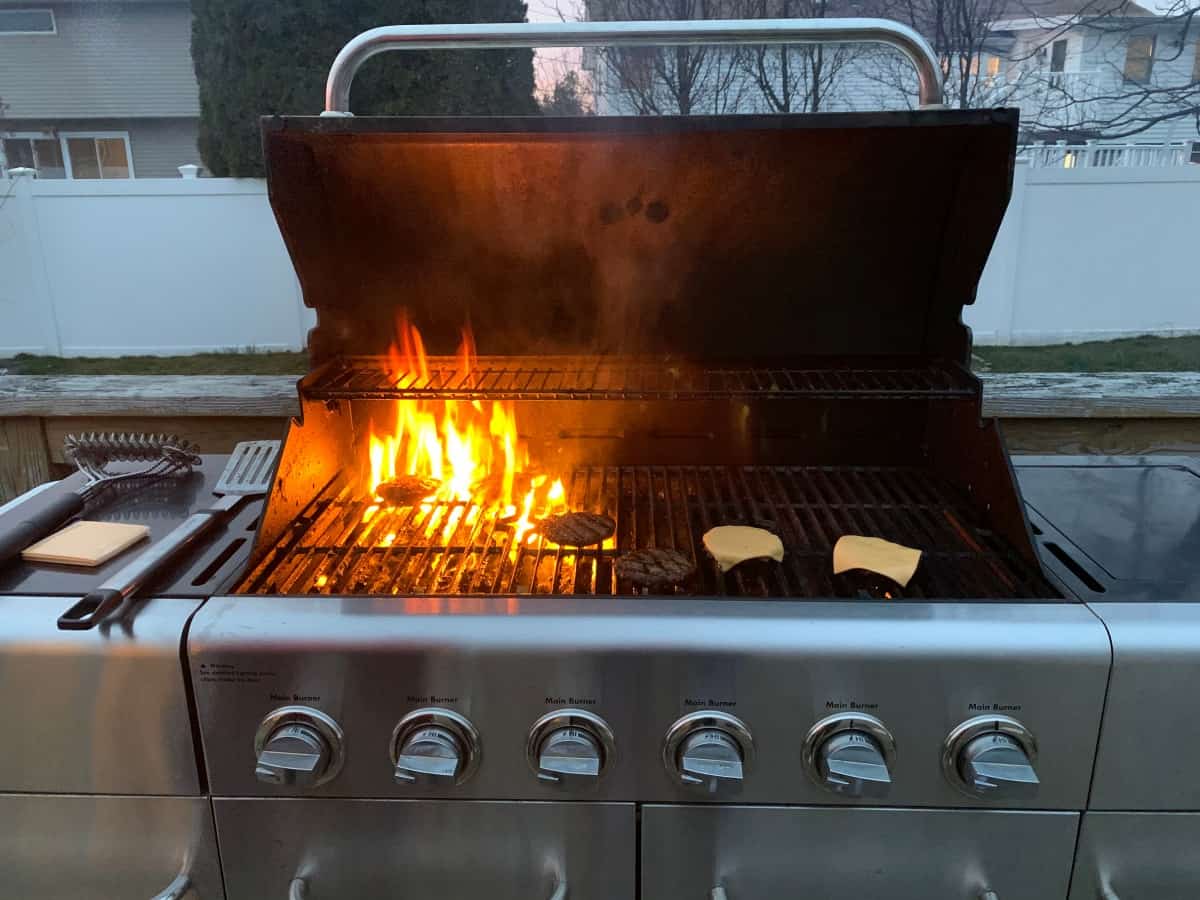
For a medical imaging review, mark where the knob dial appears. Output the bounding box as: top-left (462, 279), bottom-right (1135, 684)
top-left (802, 713), bottom-right (897, 798)
top-left (255, 723), bottom-right (329, 785)
top-left (253, 706), bottom-right (345, 788)
top-left (942, 715), bottom-right (1039, 799)
top-left (663, 711), bottom-right (754, 794)
top-left (819, 731), bottom-right (892, 797)
top-left (958, 732), bottom-right (1039, 798)
top-left (527, 709), bottom-right (616, 788)
top-left (679, 728), bottom-right (744, 792)
top-left (536, 726), bottom-right (603, 783)
top-left (391, 708), bottom-right (481, 787)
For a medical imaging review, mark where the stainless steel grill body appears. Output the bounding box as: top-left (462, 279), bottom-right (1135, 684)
top-left (0, 458), bottom-right (261, 899)
top-left (1018, 457), bottom-right (1200, 899)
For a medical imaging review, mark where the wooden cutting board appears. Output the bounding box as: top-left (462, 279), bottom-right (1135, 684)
top-left (21, 520), bottom-right (150, 567)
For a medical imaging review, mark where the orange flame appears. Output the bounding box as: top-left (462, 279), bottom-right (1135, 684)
top-left (367, 313), bottom-right (556, 535)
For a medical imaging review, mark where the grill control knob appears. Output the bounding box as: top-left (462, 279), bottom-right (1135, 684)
top-left (253, 706), bottom-right (345, 788)
top-left (802, 713), bottom-right (897, 799)
top-left (679, 729), bottom-right (744, 792)
top-left (255, 723), bottom-right (329, 786)
top-left (391, 708), bottom-right (481, 787)
top-left (663, 711), bottom-right (755, 795)
top-left (958, 733), bottom-right (1039, 798)
top-left (527, 709), bottom-right (616, 788)
top-left (537, 727), bottom-right (602, 783)
top-left (943, 715), bottom-right (1039, 800)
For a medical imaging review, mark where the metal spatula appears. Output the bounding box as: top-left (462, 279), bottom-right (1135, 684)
top-left (57, 440), bottom-right (281, 631)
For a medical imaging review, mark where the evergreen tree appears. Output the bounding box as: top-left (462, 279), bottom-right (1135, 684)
top-left (192, 0), bottom-right (538, 176)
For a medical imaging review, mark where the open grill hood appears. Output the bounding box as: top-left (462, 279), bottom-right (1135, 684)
top-left (262, 109), bottom-right (1019, 367)
top-left (241, 107), bottom-right (1054, 601)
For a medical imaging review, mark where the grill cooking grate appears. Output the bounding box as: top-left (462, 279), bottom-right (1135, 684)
top-left (305, 358), bottom-right (975, 402)
top-left (236, 465), bottom-right (1055, 600)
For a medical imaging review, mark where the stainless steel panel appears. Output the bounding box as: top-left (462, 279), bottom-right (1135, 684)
top-left (191, 596), bottom-right (1110, 808)
top-left (642, 805), bottom-right (1078, 900)
top-left (0, 596), bottom-right (201, 794)
top-left (0, 794), bottom-right (223, 899)
top-left (1088, 602), bottom-right (1200, 810)
top-left (214, 798), bottom-right (635, 899)
top-left (1069, 812), bottom-right (1200, 899)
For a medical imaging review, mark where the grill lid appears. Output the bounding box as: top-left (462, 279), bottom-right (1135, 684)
top-left (263, 109), bottom-right (1017, 366)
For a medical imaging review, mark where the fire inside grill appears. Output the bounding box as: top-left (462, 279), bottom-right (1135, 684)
top-left (240, 110), bottom-right (1061, 603)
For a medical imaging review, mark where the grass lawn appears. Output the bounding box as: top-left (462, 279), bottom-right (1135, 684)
top-left (1, 335), bottom-right (1198, 376)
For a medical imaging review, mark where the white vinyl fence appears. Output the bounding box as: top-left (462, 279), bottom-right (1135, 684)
top-left (969, 161), bottom-right (1200, 346)
top-left (1, 162), bottom-right (1199, 356)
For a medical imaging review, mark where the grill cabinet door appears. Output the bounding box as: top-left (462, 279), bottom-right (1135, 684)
top-left (215, 798), bottom-right (635, 899)
top-left (0, 795), bottom-right (222, 899)
top-left (1069, 812), bottom-right (1200, 899)
top-left (641, 805), bottom-right (1078, 900)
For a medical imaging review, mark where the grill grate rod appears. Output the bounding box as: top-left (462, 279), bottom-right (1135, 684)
top-left (236, 465), bottom-right (1056, 601)
top-left (304, 358), bottom-right (976, 402)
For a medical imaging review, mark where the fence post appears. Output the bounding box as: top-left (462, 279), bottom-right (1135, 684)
top-left (7, 169), bottom-right (63, 356)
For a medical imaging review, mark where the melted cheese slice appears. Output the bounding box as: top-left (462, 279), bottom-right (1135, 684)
top-left (703, 526), bottom-right (785, 572)
top-left (832, 535), bottom-right (922, 587)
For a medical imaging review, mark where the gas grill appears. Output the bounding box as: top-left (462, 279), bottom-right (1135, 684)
top-left (11, 17), bottom-right (1200, 900)
top-left (185, 18), bottom-right (1116, 900)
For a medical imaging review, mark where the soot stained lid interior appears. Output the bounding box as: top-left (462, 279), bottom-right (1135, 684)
top-left (263, 110), bottom-right (1018, 366)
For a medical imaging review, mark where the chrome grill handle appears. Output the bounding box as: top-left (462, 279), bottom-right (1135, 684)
top-left (288, 877), bottom-right (567, 898)
top-left (323, 19), bottom-right (943, 114)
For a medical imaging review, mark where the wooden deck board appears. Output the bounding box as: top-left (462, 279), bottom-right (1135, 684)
top-left (1, 372), bottom-right (1196, 501)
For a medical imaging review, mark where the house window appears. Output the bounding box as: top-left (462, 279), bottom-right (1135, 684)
top-left (987, 56), bottom-right (1001, 78)
top-left (0, 9), bottom-right (55, 34)
top-left (1050, 40), bottom-right (1068, 73)
top-left (1, 135), bottom-right (66, 178)
top-left (60, 133), bottom-right (133, 179)
top-left (1123, 35), bottom-right (1156, 84)
top-left (2, 132), bottom-right (132, 179)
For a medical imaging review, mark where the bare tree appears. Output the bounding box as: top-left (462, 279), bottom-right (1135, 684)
top-left (736, 0), bottom-right (856, 112)
top-left (862, 0), bottom-right (1199, 141)
top-left (587, 0), bottom-right (750, 114)
top-left (1015, 0), bottom-right (1200, 140)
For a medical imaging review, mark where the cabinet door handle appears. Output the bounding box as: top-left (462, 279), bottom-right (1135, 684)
top-left (711, 888), bottom-right (1001, 899)
top-left (150, 873), bottom-right (194, 900)
top-left (288, 876), bottom-right (567, 898)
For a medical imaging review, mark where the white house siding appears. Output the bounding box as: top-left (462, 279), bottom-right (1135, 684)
top-left (999, 23), bottom-right (1199, 144)
top-left (0, 0), bottom-right (199, 118)
top-left (2, 116), bottom-right (200, 176)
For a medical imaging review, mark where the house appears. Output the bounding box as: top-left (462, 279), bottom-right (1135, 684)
top-left (0, 0), bottom-right (200, 178)
top-left (584, 0), bottom-right (1199, 156)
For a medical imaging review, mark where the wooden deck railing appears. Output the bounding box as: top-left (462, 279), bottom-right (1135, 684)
top-left (2, 372), bottom-right (1198, 502)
